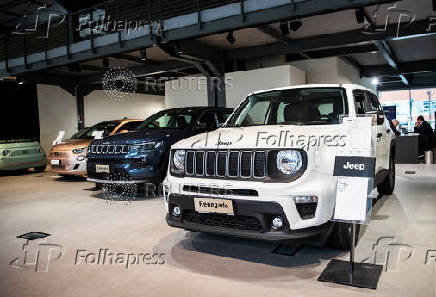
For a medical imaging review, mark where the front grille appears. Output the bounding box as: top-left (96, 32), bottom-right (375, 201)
top-left (88, 144), bottom-right (130, 155)
top-left (182, 210), bottom-right (263, 232)
top-left (51, 152), bottom-right (63, 157)
top-left (184, 150), bottom-right (267, 179)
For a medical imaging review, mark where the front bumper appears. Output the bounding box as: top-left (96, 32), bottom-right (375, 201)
top-left (0, 153), bottom-right (46, 170)
top-left (166, 194), bottom-right (334, 243)
top-left (48, 152), bottom-right (87, 176)
top-left (86, 149), bottom-right (167, 183)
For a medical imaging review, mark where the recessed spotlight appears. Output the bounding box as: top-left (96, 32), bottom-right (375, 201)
top-left (279, 21), bottom-right (290, 36)
top-left (372, 78), bottom-right (379, 85)
top-left (289, 20), bottom-right (302, 32)
top-left (226, 31), bottom-right (236, 45)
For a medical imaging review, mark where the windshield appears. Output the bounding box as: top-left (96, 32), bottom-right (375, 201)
top-left (137, 110), bottom-right (194, 129)
top-left (71, 121), bottom-right (120, 139)
top-left (225, 88), bottom-right (347, 127)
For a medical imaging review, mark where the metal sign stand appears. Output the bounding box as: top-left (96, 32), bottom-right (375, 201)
top-left (318, 222), bottom-right (383, 289)
top-left (319, 115), bottom-right (383, 289)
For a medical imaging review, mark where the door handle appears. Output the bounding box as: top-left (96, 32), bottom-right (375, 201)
top-left (377, 133), bottom-right (383, 138)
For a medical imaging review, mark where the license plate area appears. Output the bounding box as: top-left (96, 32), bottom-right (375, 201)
top-left (50, 159), bottom-right (60, 165)
top-left (194, 198), bottom-right (234, 215)
top-left (95, 164), bottom-right (110, 173)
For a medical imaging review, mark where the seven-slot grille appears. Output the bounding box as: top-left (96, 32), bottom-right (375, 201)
top-left (88, 144), bottom-right (130, 155)
top-left (185, 150), bottom-right (267, 179)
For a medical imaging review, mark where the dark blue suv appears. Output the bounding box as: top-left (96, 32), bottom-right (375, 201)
top-left (86, 107), bottom-right (233, 189)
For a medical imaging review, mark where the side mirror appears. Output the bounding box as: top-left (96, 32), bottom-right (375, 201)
top-left (195, 122), bottom-right (207, 130)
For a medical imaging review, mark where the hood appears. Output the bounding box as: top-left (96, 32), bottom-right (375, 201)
top-left (172, 125), bottom-right (343, 150)
top-left (51, 139), bottom-right (92, 152)
top-left (90, 129), bottom-right (175, 145)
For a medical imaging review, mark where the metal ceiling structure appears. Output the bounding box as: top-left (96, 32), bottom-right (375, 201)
top-left (0, 0), bottom-right (435, 101)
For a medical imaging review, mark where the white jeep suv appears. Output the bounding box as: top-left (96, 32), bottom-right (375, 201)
top-left (164, 84), bottom-right (396, 250)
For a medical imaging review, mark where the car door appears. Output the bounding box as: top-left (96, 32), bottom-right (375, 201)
top-left (353, 90), bottom-right (386, 174)
top-left (366, 91), bottom-right (391, 170)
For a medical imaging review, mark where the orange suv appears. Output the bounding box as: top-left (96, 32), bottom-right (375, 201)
top-left (48, 119), bottom-right (142, 177)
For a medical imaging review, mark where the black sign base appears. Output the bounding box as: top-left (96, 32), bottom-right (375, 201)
top-left (318, 259), bottom-right (383, 289)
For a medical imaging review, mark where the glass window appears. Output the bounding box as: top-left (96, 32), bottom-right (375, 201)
top-left (226, 88), bottom-right (347, 127)
top-left (137, 110), bottom-right (194, 129)
top-left (117, 121), bottom-right (142, 132)
top-left (198, 111), bottom-right (219, 129)
top-left (71, 121), bottom-right (120, 139)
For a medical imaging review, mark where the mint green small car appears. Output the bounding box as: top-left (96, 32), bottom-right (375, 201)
top-left (0, 139), bottom-right (46, 172)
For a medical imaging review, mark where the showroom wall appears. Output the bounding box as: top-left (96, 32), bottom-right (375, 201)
top-left (290, 57), bottom-right (375, 91)
top-left (37, 85), bottom-right (165, 152)
top-left (165, 65), bottom-right (306, 108)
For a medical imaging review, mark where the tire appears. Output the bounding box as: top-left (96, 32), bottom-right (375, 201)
top-left (327, 222), bottom-right (360, 250)
top-left (34, 165), bottom-right (46, 172)
top-left (377, 152), bottom-right (395, 195)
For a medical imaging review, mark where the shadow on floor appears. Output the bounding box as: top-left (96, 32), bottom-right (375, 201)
top-left (155, 230), bottom-right (346, 281)
top-left (0, 168), bottom-right (42, 176)
top-left (90, 189), bottom-right (163, 202)
top-left (53, 175), bottom-right (87, 182)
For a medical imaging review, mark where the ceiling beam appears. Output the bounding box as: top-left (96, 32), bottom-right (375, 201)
top-left (76, 60), bottom-right (193, 85)
top-left (287, 44), bottom-right (378, 61)
top-left (257, 25), bottom-right (310, 59)
top-left (362, 59), bottom-right (436, 77)
top-left (226, 19), bottom-right (434, 61)
top-left (374, 40), bottom-right (411, 85)
top-left (378, 72), bottom-right (436, 91)
top-left (111, 53), bottom-right (161, 65)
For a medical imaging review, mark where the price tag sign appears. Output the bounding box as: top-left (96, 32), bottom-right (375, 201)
top-left (53, 131), bottom-right (65, 145)
top-left (333, 116), bottom-right (375, 222)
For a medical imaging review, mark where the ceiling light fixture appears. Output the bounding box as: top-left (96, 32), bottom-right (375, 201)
top-left (289, 20), bottom-right (302, 32)
top-left (372, 78), bottom-right (379, 85)
top-left (279, 21), bottom-right (290, 35)
top-left (226, 31), bottom-right (236, 45)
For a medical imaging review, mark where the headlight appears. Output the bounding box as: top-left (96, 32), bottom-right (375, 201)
top-left (129, 141), bottom-right (162, 153)
top-left (2, 150), bottom-right (10, 156)
top-left (276, 150), bottom-right (303, 175)
top-left (173, 150), bottom-right (185, 171)
top-left (72, 147), bottom-right (87, 154)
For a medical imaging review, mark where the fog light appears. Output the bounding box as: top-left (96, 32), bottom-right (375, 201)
top-left (271, 216), bottom-right (283, 230)
top-left (172, 206), bottom-right (181, 217)
top-left (293, 196), bottom-right (318, 204)
top-left (293, 196), bottom-right (318, 220)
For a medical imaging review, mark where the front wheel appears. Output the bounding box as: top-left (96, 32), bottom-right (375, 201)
top-left (327, 222), bottom-right (360, 250)
top-left (377, 152), bottom-right (395, 195)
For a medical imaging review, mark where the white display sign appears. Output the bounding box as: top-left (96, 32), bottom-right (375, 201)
top-left (92, 130), bottom-right (104, 139)
top-left (333, 116), bottom-right (374, 222)
top-left (53, 131), bottom-right (65, 145)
